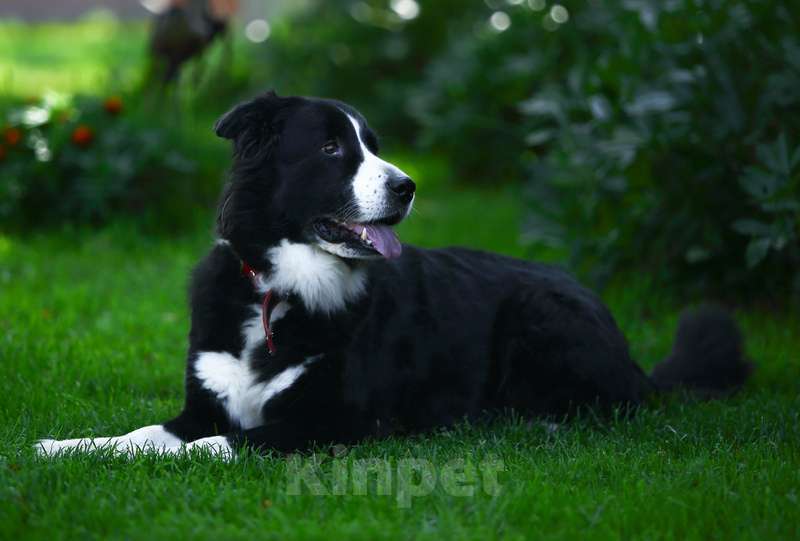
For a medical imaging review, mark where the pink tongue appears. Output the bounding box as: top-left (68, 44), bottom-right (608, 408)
top-left (364, 224), bottom-right (402, 258)
top-left (346, 223), bottom-right (402, 258)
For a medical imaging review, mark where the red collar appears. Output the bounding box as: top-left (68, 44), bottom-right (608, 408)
top-left (241, 261), bottom-right (278, 356)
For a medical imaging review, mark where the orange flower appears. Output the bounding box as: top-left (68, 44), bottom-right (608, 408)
top-left (3, 127), bottom-right (22, 147)
top-left (71, 125), bottom-right (94, 148)
top-left (103, 96), bottom-right (123, 115)
top-left (0, 144), bottom-right (6, 162)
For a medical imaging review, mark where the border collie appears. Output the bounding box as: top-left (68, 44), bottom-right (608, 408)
top-left (37, 92), bottom-right (752, 458)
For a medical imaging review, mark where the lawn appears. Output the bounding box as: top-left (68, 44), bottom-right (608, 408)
top-left (0, 18), bottom-right (147, 98)
top-left (1, 17), bottom-right (800, 541)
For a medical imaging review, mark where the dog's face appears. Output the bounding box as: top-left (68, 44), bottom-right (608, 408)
top-left (215, 92), bottom-right (415, 263)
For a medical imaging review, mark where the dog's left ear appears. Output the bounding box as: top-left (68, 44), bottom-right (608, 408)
top-left (214, 90), bottom-right (286, 157)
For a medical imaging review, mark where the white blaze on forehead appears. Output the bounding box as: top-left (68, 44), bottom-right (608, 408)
top-left (346, 113), bottom-right (409, 222)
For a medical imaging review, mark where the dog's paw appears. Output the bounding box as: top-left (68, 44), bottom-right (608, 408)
top-left (35, 438), bottom-right (77, 457)
top-left (34, 436), bottom-right (118, 457)
top-left (34, 439), bottom-right (54, 456)
top-left (184, 436), bottom-right (235, 461)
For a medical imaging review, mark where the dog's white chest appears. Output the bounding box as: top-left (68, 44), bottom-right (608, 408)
top-left (194, 352), bottom-right (307, 429)
top-left (193, 305), bottom-right (306, 430)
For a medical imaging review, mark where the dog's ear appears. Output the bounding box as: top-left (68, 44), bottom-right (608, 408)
top-left (214, 90), bottom-right (285, 157)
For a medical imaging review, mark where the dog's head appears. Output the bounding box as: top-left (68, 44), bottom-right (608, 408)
top-left (215, 91), bottom-right (415, 265)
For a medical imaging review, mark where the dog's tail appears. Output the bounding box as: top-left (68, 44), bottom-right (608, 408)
top-left (649, 305), bottom-right (753, 397)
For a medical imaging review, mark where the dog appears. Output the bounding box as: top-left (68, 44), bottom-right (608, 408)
top-left (36, 91), bottom-right (753, 458)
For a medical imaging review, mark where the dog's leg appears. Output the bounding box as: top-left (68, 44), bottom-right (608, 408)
top-left (35, 424), bottom-right (184, 457)
top-left (36, 429), bottom-right (237, 460)
top-left (159, 412), bottom-right (368, 459)
top-left (53, 387), bottom-right (371, 460)
top-left (174, 364), bottom-right (375, 456)
top-left (36, 397), bottom-right (231, 459)
top-left (228, 396), bottom-right (374, 455)
top-left (37, 358), bottom-right (233, 458)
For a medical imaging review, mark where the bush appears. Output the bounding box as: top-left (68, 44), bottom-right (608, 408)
top-left (409, 2), bottom-right (574, 183)
top-left (249, 0), bottom-right (484, 145)
top-left (205, 0), bottom-right (800, 300)
top-left (0, 93), bottom-right (224, 230)
top-left (516, 0), bottom-right (800, 302)
top-left (3, 3), bottom-right (796, 300)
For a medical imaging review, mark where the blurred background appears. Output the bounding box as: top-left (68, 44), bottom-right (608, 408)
top-left (0, 0), bottom-right (798, 304)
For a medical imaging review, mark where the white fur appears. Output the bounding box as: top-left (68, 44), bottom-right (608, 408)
top-left (269, 300), bottom-right (291, 325)
top-left (262, 239), bottom-right (366, 314)
top-left (194, 351), bottom-right (316, 430)
top-left (346, 114), bottom-right (410, 222)
top-left (194, 352), bottom-right (265, 430)
top-left (239, 302), bottom-right (289, 363)
top-left (36, 424), bottom-right (182, 457)
top-left (182, 435), bottom-right (234, 460)
top-left (242, 307), bottom-right (264, 349)
top-left (37, 430), bottom-right (234, 460)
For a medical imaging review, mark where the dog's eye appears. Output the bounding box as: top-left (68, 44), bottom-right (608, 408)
top-left (322, 140), bottom-right (341, 156)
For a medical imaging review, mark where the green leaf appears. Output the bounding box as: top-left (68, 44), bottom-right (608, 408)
top-left (757, 134), bottom-right (792, 178)
top-left (745, 238), bottom-right (771, 268)
top-left (739, 167), bottom-right (780, 200)
top-left (685, 246), bottom-right (711, 264)
top-left (791, 144), bottom-right (800, 170)
top-left (524, 129), bottom-right (554, 147)
top-left (518, 96), bottom-right (563, 120)
top-left (732, 219), bottom-right (771, 237)
top-left (761, 200), bottom-right (800, 213)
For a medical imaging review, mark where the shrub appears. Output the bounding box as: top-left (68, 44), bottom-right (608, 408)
top-left (0, 93), bottom-right (223, 230)
top-left (227, 0), bottom-right (800, 300)
top-left (249, 0), bottom-right (484, 145)
top-left (408, 2), bottom-right (571, 183)
top-left (517, 0), bottom-right (800, 302)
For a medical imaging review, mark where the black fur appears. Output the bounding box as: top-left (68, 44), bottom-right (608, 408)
top-left (158, 92), bottom-right (752, 454)
top-left (651, 306), bottom-right (753, 396)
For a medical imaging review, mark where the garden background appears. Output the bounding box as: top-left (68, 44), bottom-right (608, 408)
top-left (0, 1), bottom-right (798, 539)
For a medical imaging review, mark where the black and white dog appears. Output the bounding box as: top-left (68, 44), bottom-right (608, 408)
top-left (37, 92), bottom-right (752, 458)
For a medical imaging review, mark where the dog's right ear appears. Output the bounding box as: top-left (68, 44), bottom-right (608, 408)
top-left (214, 90), bottom-right (284, 157)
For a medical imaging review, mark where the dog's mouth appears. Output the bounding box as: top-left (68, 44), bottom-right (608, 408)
top-left (313, 216), bottom-right (403, 259)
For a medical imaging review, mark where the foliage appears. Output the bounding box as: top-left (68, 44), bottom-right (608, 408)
top-left (253, 0), bottom-right (799, 301)
top-left (249, 1), bottom-right (485, 145)
top-left (0, 93), bottom-right (224, 230)
top-left (515, 0), bottom-right (800, 301)
top-left (254, 1), bottom-right (587, 182)
top-left (2, 4), bottom-right (798, 299)
top-left (409, 2), bottom-right (567, 184)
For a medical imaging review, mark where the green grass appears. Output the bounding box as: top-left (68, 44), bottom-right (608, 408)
top-left (1, 184), bottom-right (799, 539)
top-left (0, 18), bottom-right (148, 98)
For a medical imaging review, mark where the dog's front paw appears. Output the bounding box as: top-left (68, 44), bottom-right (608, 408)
top-left (184, 436), bottom-right (235, 461)
top-left (35, 438), bottom-right (70, 457)
top-left (34, 436), bottom-right (113, 457)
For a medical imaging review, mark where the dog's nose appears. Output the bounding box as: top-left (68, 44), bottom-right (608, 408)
top-left (388, 176), bottom-right (416, 203)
